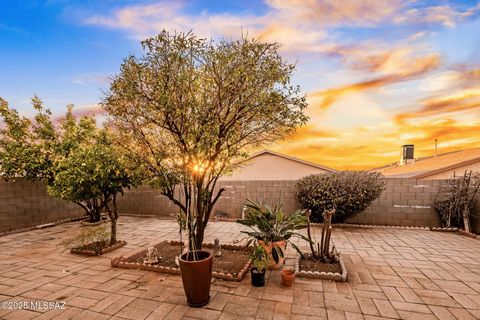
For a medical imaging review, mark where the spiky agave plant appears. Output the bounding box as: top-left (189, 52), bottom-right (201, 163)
top-left (236, 199), bottom-right (311, 263)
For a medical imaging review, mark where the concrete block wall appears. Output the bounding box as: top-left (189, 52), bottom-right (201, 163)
top-left (213, 180), bottom-right (298, 217)
top-left (116, 180), bottom-right (299, 218)
top-left (346, 178), bottom-right (442, 227)
top-left (116, 178), bottom-right (442, 227)
top-left (0, 177), bottom-right (443, 232)
top-left (0, 178), bottom-right (83, 232)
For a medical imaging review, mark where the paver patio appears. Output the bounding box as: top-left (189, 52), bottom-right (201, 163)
top-left (1, 216), bottom-right (480, 320)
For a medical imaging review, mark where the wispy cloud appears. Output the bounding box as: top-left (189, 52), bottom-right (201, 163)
top-left (52, 104), bottom-right (103, 121)
top-left (395, 3), bottom-right (480, 27)
top-left (266, 0), bottom-right (403, 27)
top-left (73, 73), bottom-right (111, 86)
top-left (0, 23), bottom-right (25, 34)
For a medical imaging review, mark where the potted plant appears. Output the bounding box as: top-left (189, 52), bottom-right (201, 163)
top-left (250, 245), bottom-right (269, 287)
top-left (237, 200), bottom-right (310, 269)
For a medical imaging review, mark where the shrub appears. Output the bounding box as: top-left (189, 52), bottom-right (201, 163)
top-left (296, 171), bottom-right (385, 223)
top-left (59, 225), bottom-right (111, 254)
top-left (433, 171), bottom-right (480, 230)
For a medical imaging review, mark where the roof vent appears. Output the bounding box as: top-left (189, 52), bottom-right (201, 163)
top-left (400, 144), bottom-right (414, 165)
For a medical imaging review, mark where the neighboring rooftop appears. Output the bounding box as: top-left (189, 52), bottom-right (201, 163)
top-left (373, 147), bottom-right (480, 179)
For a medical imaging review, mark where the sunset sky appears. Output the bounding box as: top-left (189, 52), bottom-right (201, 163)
top-left (1, 0), bottom-right (479, 170)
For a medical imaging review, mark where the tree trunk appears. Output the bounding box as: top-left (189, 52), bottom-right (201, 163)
top-left (94, 209), bottom-right (101, 223)
top-left (306, 211), bottom-right (316, 257)
top-left (108, 193), bottom-right (119, 246)
top-left (110, 218), bottom-right (117, 245)
top-left (463, 208), bottom-right (471, 233)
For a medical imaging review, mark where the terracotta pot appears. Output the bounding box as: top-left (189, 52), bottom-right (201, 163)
top-left (259, 240), bottom-right (286, 270)
top-left (281, 268), bottom-right (295, 287)
top-left (251, 267), bottom-right (266, 287)
top-left (178, 250), bottom-right (213, 307)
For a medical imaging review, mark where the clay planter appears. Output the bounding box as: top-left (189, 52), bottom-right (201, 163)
top-left (251, 267), bottom-right (266, 287)
top-left (179, 250), bottom-right (213, 308)
top-left (281, 269), bottom-right (295, 287)
top-left (259, 240), bottom-right (286, 270)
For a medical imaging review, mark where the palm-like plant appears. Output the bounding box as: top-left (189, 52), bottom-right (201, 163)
top-left (237, 200), bottom-right (310, 263)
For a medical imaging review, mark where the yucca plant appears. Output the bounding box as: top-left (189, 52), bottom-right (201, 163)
top-left (237, 199), bottom-right (310, 263)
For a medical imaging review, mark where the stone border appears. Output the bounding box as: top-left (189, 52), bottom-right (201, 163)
top-left (456, 229), bottom-right (478, 239)
top-left (0, 215), bottom-right (89, 237)
top-left (71, 240), bottom-right (127, 256)
top-left (295, 254), bottom-right (348, 282)
top-left (311, 222), bottom-right (432, 230)
top-left (430, 227), bottom-right (458, 232)
top-left (111, 240), bottom-right (252, 282)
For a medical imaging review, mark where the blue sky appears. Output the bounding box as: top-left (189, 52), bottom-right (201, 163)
top-left (1, 0), bottom-right (480, 169)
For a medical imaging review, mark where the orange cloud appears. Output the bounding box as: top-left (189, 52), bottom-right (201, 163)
top-left (273, 144), bottom-right (372, 170)
top-left (271, 118), bottom-right (480, 170)
top-left (310, 52), bottom-right (441, 110)
top-left (395, 86), bottom-right (480, 122)
top-left (384, 118), bottom-right (480, 144)
top-left (285, 124), bottom-right (339, 141)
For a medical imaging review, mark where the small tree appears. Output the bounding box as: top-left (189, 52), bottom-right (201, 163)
top-left (296, 171), bottom-right (385, 223)
top-left (49, 130), bottom-right (133, 244)
top-left (104, 30), bottom-right (308, 251)
top-left (434, 170), bottom-right (480, 232)
top-left (0, 97), bottom-right (126, 224)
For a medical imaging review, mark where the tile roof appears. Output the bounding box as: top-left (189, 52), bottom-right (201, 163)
top-left (372, 148), bottom-right (480, 178)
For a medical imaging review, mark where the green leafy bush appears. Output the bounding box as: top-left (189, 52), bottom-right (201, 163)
top-left (296, 171), bottom-right (385, 223)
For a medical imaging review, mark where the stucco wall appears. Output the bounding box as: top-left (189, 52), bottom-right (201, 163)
top-left (0, 178), bottom-right (83, 232)
top-left (221, 153), bottom-right (330, 180)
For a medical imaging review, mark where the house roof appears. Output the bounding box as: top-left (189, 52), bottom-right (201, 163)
top-left (246, 150), bottom-right (336, 172)
top-left (373, 148), bottom-right (480, 179)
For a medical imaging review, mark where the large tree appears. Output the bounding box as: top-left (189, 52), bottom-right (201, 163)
top-left (104, 31), bottom-right (308, 250)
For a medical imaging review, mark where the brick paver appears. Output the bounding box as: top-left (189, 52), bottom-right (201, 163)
top-left (1, 217), bottom-right (480, 319)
